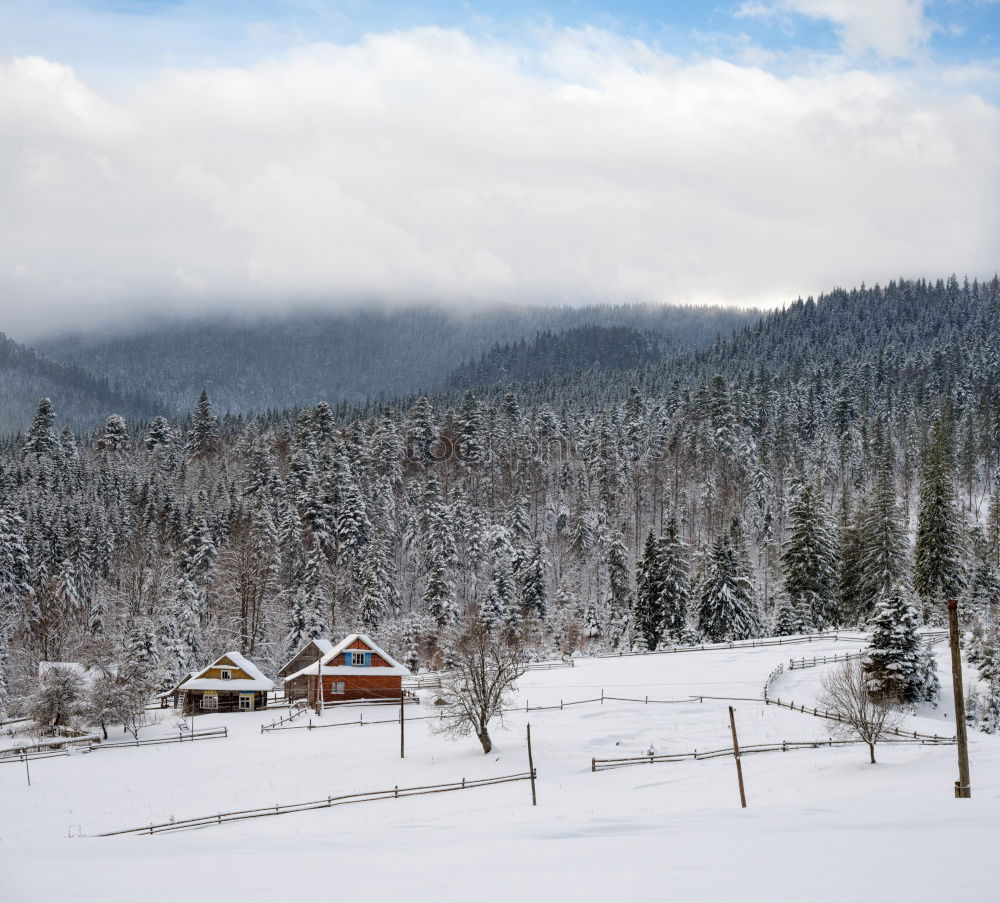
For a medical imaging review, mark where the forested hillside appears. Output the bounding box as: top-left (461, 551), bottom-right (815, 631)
top-left (34, 303), bottom-right (757, 416)
top-left (2, 277), bottom-right (999, 725)
top-left (0, 331), bottom-right (156, 435)
top-left (447, 325), bottom-right (666, 389)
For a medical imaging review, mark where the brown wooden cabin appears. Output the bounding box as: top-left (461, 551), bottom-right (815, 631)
top-left (284, 633), bottom-right (410, 704)
top-left (163, 652), bottom-right (274, 715)
top-left (278, 638), bottom-right (334, 681)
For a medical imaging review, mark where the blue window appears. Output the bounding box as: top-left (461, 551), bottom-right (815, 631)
top-left (347, 651), bottom-right (370, 666)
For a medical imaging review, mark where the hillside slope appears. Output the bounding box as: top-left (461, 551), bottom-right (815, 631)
top-left (0, 330), bottom-right (156, 435)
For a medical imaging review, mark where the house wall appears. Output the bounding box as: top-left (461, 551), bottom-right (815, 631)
top-left (199, 657), bottom-right (254, 681)
top-left (181, 690), bottom-right (269, 715)
top-left (279, 644), bottom-right (323, 679)
top-left (291, 674), bottom-right (402, 703)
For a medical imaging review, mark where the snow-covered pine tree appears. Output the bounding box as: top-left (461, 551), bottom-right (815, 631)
top-left (854, 444), bottom-right (909, 623)
top-left (145, 416), bottom-right (175, 453)
top-left (917, 645), bottom-right (940, 704)
top-left (698, 533), bottom-right (763, 642)
top-left (174, 573), bottom-right (204, 670)
top-left (605, 531), bottom-right (633, 643)
top-left (187, 388), bottom-right (220, 459)
top-left (334, 453), bottom-right (371, 564)
top-left (23, 397), bottom-right (59, 459)
top-left (518, 540), bottom-right (547, 621)
top-left (657, 515), bottom-right (690, 641)
top-left (863, 582), bottom-right (923, 704)
top-left (182, 515), bottom-right (216, 585)
top-left (634, 530), bottom-right (664, 650)
top-left (97, 414), bottom-right (129, 456)
top-left (782, 483), bottom-right (840, 628)
top-left (915, 420), bottom-right (967, 619)
top-left (978, 679), bottom-right (1000, 734)
top-left (772, 595), bottom-right (798, 636)
top-left (424, 553), bottom-right (457, 630)
top-left (358, 540), bottom-right (393, 632)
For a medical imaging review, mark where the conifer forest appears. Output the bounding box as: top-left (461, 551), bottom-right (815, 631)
top-left (2, 276), bottom-right (999, 721)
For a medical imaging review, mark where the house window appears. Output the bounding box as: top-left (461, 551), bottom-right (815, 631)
top-left (238, 693), bottom-right (253, 711)
top-left (332, 681), bottom-right (345, 695)
top-left (201, 693), bottom-right (218, 710)
top-left (219, 669), bottom-right (232, 680)
top-left (347, 652), bottom-right (368, 666)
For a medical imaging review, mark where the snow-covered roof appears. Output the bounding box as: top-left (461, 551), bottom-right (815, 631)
top-left (183, 652), bottom-right (274, 692)
top-left (284, 633), bottom-right (410, 683)
top-left (278, 638), bottom-right (335, 674)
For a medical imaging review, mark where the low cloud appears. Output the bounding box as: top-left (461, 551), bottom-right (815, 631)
top-left (1, 26), bottom-right (998, 338)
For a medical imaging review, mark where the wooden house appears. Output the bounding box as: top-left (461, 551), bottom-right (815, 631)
top-left (166, 652), bottom-right (274, 715)
top-left (278, 639), bottom-right (334, 681)
top-left (283, 634), bottom-right (410, 704)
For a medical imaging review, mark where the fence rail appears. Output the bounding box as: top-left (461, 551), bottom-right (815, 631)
top-left (591, 734), bottom-right (952, 772)
top-left (764, 696), bottom-right (954, 743)
top-left (788, 652), bottom-right (864, 670)
top-left (98, 770), bottom-right (536, 836)
top-left (0, 727), bottom-right (228, 764)
top-left (591, 631), bottom-right (868, 661)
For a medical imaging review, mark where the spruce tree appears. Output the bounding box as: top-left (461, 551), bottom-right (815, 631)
top-left (854, 445), bottom-right (908, 623)
top-left (863, 583), bottom-right (923, 704)
top-left (187, 388), bottom-right (220, 459)
top-left (698, 533), bottom-right (763, 642)
top-left (657, 516), bottom-right (691, 640)
top-left (781, 483), bottom-right (840, 628)
top-left (23, 398), bottom-right (59, 459)
top-left (772, 595), bottom-right (798, 636)
top-left (634, 531), bottom-right (664, 650)
top-left (915, 420), bottom-right (966, 618)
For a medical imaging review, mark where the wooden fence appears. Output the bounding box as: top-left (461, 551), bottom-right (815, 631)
top-left (591, 734), bottom-right (953, 772)
top-left (788, 652), bottom-right (864, 670)
top-left (259, 700), bottom-right (310, 732)
top-left (0, 727), bottom-right (228, 764)
top-left (404, 657), bottom-right (573, 690)
top-left (591, 631), bottom-right (868, 661)
top-left (98, 770), bottom-right (537, 836)
top-left (764, 696), bottom-right (954, 743)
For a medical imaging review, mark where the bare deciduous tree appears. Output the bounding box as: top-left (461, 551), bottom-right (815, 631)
top-left (819, 659), bottom-right (902, 764)
top-left (27, 665), bottom-right (81, 730)
top-left (433, 619), bottom-right (524, 754)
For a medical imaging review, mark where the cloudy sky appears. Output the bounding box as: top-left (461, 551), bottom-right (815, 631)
top-left (1, 1), bottom-right (998, 338)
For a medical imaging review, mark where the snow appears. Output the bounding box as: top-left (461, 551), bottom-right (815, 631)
top-left (3, 636), bottom-right (998, 902)
top-left (182, 652), bottom-right (274, 692)
top-left (284, 633), bottom-right (412, 681)
top-left (284, 663), bottom-right (410, 680)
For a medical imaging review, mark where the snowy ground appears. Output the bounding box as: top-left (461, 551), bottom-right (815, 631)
top-left (3, 636), bottom-right (998, 902)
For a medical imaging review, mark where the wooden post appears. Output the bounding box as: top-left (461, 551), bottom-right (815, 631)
top-left (23, 752), bottom-right (30, 787)
top-left (947, 600), bottom-right (972, 798)
top-left (527, 723), bottom-right (537, 806)
top-left (400, 688), bottom-right (405, 759)
top-left (728, 706), bottom-right (747, 808)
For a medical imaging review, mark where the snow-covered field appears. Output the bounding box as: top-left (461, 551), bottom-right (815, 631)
top-left (3, 637), bottom-right (998, 902)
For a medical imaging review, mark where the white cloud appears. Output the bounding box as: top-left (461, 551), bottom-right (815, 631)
top-left (736, 1), bottom-right (933, 58)
top-left (0, 26), bottom-right (998, 337)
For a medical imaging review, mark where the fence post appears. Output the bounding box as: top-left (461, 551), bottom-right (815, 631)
top-left (527, 723), bottom-right (537, 807)
top-left (729, 706), bottom-right (747, 809)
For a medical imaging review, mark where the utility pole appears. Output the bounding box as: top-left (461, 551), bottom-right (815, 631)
top-left (728, 706), bottom-right (747, 808)
top-left (947, 599), bottom-right (972, 798)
